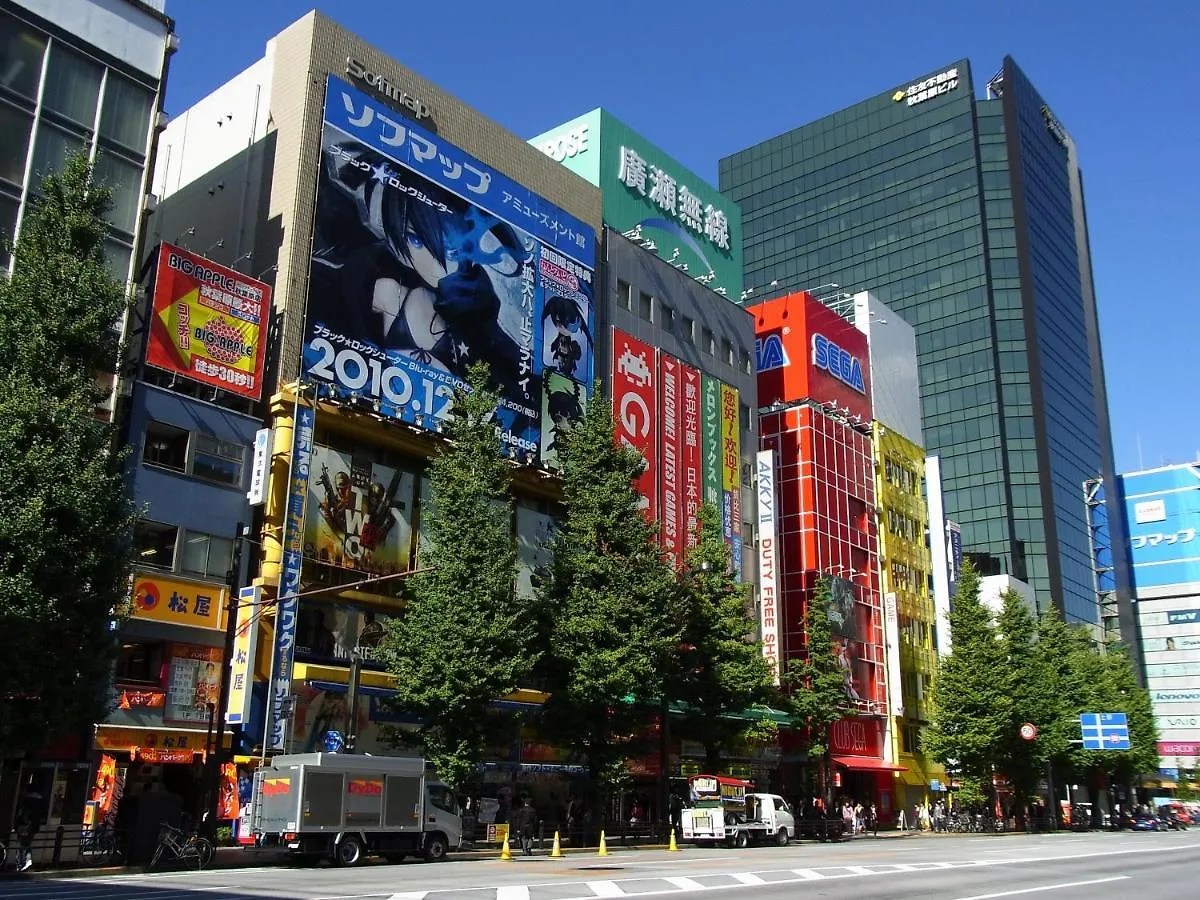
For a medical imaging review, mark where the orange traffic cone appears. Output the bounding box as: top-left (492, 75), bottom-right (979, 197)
top-left (598, 830), bottom-right (608, 856)
top-left (551, 830), bottom-right (564, 858)
top-left (668, 827), bottom-right (680, 851)
top-left (500, 833), bottom-right (513, 860)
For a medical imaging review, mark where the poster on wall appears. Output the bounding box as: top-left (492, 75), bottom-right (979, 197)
top-left (295, 604), bottom-right (394, 662)
top-left (611, 328), bottom-right (659, 521)
top-left (145, 243), bottom-right (270, 400)
top-left (540, 371), bottom-right (587, 468)
top-left (826, 576), bottom-right (864, 702)
top-left (304, 444), bottom-right (416, 577)
top-left (303, 75), bottom-right (595, 461)
top-left (164, 644), bottom-right (223, 724)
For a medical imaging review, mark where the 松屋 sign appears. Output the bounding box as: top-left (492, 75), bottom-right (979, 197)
top-left (894, 68), bottom-right (959, 106)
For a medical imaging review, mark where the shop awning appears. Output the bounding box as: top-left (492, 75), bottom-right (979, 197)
top-left (93, 724), bottom-right (232, 754)
top-left (833, 755), bottom-right (907, 772)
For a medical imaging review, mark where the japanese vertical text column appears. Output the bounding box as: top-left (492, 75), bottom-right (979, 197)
top-left (659, 354), bottom-right (682, 567)
top-left (680, 364), bottom-right (703, 551)
top-left (267, 400), bottom-right (315, 751)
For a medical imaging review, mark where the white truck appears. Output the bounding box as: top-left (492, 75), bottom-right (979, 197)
top-left (680, 774), bottom-right (795, 847)
top-left (251, 753), bottom-right (462, 866)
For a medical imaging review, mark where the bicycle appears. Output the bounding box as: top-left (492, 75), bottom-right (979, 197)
top-left (80, 822), bottom-right (123, 865)
top-left (149, 822), bottom-right (214, 870)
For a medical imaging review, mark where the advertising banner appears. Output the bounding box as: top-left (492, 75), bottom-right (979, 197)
top-left (165, 644), bottom-right (223, 725)
top-left (883, 591), bottom-right (904, 716)
top-left (680, 364), bottom-right (702, 548)
top-left (119, 690), bottom-right (164, 710)
top-left (226, 586), bottom-right (260, 726)
top-left (720, 384), bottom-right (740, 491)
top-left (541, 370), bottom-right (587, 468)
top-left (701, 375), bottom-right (722, 509)
top-left (269, 402), bottom-right (315, 751)
top-left (730, 487), bottom-right (743, 581)
top-left (145, 243), bottom-right (269, 400)
top-left (304, 445), bottom-right (416, 577)
top-left (660, 354), bottom-right (682, 567)
top-left (304, 76), bottom-right (595, 462)
top-left (755, 450), bottom-right (780, 683)
top-left (247, 428), bottom-right (271, 506)
top-left (131, 572), bottom-right (227, 632)
top-left (217, 762), bottom-right (240, 820)
top-left (294, 604), bottom-right (393, 662)
top-left (1123, 466), bottom-right (1200, 590)
top-left (947, 520), bottom-right (963, 599)
top-left (612, 328), bottom-right (658, 522)
top-left (828, 575), bottom-right (864, 702)
top-left (516, 504), bottom-right (555, 601)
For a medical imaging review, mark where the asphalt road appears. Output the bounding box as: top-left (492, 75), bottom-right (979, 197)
top-left (6, 829), bottom-right (1198, 900)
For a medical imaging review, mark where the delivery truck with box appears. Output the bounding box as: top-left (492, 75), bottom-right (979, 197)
top-left (251, 753), bottom-right (462, 866)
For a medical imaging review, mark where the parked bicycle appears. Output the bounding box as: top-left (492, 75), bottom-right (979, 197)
top-left (149, 822), bottom-right (214, 870)
top-left (80, 822), bottom-right (122, 865)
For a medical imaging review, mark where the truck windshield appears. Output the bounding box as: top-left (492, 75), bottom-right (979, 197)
top-left (427, 784), bottom-right (459, 815)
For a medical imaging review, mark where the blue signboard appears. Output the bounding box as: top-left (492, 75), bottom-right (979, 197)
top-left (302, 76), bottom-right (596, 465)
top-left (1121, 465), bottom-right (1200, 591)
top-left (1080, 712), bottom-right (1131, 751)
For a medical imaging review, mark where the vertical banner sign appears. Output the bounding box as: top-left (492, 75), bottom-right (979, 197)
top-left (660, 354), bottom-right (682, 567)
top-left (246, 428), bottom-right (271, 506)
top-left (269, 402), bottom-right (315, 751)
top-left (883, 591), bottom-right (904, 716)
top-left (680, 364), bottom-right (702, 549)
top-left (720, 384), bottom-right (740, 561)
top-left (756, 450), bottom-right (780, 684)
top-left (701, 375), bottom-right (723, 510)
top-left (612, 328), bottom-right (659, 522)
top-left (947, 520), bottom-right (963, 599)
top-left (730, 487), bottom-right (743, 581)
top-left (226, 585), bottom-right (260, 726)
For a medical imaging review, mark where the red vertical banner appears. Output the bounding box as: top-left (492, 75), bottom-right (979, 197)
top-left (612, 328), bottom-right (659, 523)
top-left (660, 354), bottom-right (682, 567)
top-left (680, 364), bottom-right (702, 551)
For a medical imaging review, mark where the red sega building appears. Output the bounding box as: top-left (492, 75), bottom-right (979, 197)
top-left (754, 292), bottom-right (898, 815)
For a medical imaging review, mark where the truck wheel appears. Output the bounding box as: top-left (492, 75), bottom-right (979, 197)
top-left (734, 830), bottom-right (749, 849)
top-left (335, 835), bottom-right (364, 867)
top-left (423, 833), bottom-right (448, 862)
top-left (776, 827), bottom-right (790, 847)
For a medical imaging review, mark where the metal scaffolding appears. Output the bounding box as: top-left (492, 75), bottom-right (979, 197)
top-left (1083, 476), bottom-right (1121, 646)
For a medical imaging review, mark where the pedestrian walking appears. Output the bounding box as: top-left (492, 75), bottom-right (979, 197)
top-left (13, 789), bottom-right (43, 872)
top-left (511, 798), bottom-right (537, 856)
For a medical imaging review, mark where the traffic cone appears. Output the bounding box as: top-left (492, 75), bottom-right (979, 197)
top-left (551, 830), bottom-right (564, 858)
top-left (500, 833), bottom-right (513, 861)
top-left (668, 827), bottom-right (679, 852)
top-left (598, 830), bottom-right (608, 857)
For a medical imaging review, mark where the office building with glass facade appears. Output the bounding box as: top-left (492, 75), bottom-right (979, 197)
top-left (721, 56), bottom-right (1130, 631)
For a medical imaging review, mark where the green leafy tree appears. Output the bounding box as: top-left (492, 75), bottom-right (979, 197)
top-left (538, 388), bottom-right (681, 815)
top-left (1098, 645), bottom-right (1158, 785)
top-left (783, 575), bottom-right (851, 804)
top-left (993, 589), bottom-right (1058, 825)
top-left (673, 504), bottom-right (777, 771)
top-left (381, 363), bottom-right (526, 791)
top-left (0, 154), bottom-right (134, 757)
top-left (924, 559), bottom-right (1009, 796)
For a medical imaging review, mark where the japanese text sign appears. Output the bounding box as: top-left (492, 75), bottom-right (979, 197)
top-left (131, 572), bottom-right (227, 632)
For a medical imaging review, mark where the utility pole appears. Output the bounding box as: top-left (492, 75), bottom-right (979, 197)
top-left (203, 521), bottom-right (246, 834)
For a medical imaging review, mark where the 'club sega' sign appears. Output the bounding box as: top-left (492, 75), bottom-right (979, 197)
top-left (812, 333), bottom-right (865, 394)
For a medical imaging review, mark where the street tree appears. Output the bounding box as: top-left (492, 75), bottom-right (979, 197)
top-left (673, 504), bottom-right (777, 772)
top-left (538, 388), bottom-right (681, 815)
top-left (924, 559), bottom-right (1009, 796)
top-left (0, 155), bottom-right (134, 757)
top-left (381, 363), bottom-right (526, 792)
top-left (783, 575), bottom-right (851, 803)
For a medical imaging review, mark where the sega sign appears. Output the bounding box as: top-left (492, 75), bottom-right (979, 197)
top-left (755, 333), bottom-right (789, 373)
top-left (812, 334), bottom-right (866, 394)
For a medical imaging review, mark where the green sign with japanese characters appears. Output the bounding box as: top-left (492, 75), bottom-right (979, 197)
top-left (530, 109), bottom-right (743, 302)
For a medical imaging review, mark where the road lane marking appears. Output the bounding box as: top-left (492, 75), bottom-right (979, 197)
top-left (664, 877), bottom-right (706, 891)
top-left (791, 868), bottom-right (826, 879)
top-left (952, 875), bottom-right (1130, 900)
top-left (587, 881), bottom-right (626, 897)
top-left (731, 873), bottom-right (765, 884)
top-left (496, 888), bottom-right (529, 900)
top-left (842, 865), bottom-right (873, 875)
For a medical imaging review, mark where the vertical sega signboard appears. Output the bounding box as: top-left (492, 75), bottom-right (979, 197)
top-left (303, 76), bottom-right (595, 465)
top-left (612, 328), bottom-right (658, 521)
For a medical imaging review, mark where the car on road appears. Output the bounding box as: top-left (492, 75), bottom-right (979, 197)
top-left (1129, 812), bottom-right (1168, 831)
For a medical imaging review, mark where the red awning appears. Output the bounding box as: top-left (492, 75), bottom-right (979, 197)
top-left (832, 755), bottom-right (907, 772)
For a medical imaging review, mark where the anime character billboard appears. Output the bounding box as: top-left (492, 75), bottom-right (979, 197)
top-left (302, 444), bottom-right (416, 578)
top-left (304, 76), bottom-right (596, 462)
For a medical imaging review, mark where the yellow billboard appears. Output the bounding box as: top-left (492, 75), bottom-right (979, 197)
top-left (130, 572), bottom-right (227, 631)
top-left (720, 383), bottom-right (739, 491)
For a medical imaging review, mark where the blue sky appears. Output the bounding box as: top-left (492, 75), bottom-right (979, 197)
top-left (164, 0), bottom-right (1198, 474)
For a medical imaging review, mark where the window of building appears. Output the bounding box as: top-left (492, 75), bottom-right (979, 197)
top-left (0, 193), bottom-right (17, 268)
top-left (702, 327), bottom-right (715, 356)
top-left (660, 303), bottom-right (675, 331)
top-left (92, 150), bottom-right (142, 234)
top-left (617, 279), bottom-right (632, 311)
top-left (192, 432), bottom-right (244, 487)
top-left (0, 103), bottom-right (33, 185)
top-left (29, 121), bottom-right (84, 182)
top-left (99, 71), bottom-right (153, 153)
top-left (104, 238), bottom-right (132, 284)
top-left (638, 291), bottom-right (654, 322)
top-left (0, 13), bottom-right (46, 100)
top-left (180, 530), bottom-right (233, 580)
top-left (113, 640), bottom-right (164, 685)
top-left (739, 402), bottom-right (753, 432)
top-left (682, 316), bottom-right (695, 342)
top-left (132, 520), bottom-right (177, 569)
top-left (143, 421), bottom-right (189, 472)
top-left (722, 338), bottom-right (735, 367)
top-left (740, 349), bottom-right (753, 375)
top-left (40, 42), bottom-right (101, 128)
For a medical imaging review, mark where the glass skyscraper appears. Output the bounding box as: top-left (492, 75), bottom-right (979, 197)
top-left (721, 57), bottom-right (1130, 630)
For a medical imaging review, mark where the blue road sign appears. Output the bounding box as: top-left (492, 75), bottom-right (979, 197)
top-left (1080, 712), bottom-right (1131, 751)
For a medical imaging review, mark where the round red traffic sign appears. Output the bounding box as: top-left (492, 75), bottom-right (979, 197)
top-left (1020, 723), bottom-right (1037, 741)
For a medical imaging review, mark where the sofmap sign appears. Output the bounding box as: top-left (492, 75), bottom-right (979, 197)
top-left (1122, 466), bottom-right (1200, 590)
top-left (345, 57), bottom-right (431, 120)
top-left (812, 334), bottom-right (866, 394)
top-left (304, 76), bottom-right (595, 463)
top-left (756, 450), bottom-right (780, 683)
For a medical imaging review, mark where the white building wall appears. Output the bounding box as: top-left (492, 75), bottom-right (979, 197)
top-left (979, 574), bottom-right (1037, 617)
top-left (12, 0), bottom-right (167, 77)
